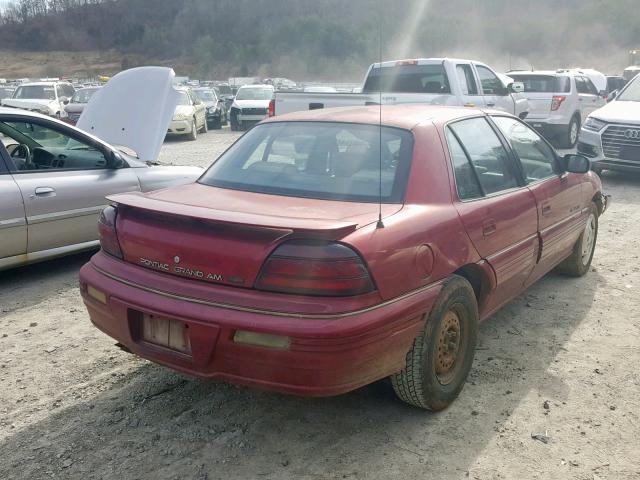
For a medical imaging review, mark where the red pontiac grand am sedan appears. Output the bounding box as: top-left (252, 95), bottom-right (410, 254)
top-left (80, 105), bottom-right (609, 410)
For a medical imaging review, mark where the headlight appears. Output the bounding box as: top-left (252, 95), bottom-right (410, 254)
top-left (207, 106), bottom-right (215, 113)
top-left (173, 113), bottom-right (189, 121)
top-left (583, 117), bottom-right (607, 132)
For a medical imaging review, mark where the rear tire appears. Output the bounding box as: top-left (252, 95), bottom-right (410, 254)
top-left (201, 118), bottom-right (208, 133)
top-left (391, 275), bottom-right (478, 410)
top-left (555, 202), bottom-right (598, 277)
top-left (563, 116), bottom-right (580, 149)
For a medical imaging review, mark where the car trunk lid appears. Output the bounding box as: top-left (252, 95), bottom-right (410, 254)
top-left (109, 183), bottom-right (401, 288)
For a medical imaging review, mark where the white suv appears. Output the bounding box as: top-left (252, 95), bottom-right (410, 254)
top-left (1, 81), bottom-right (75, 118)
top-left (508, 70), bottom-right (606, 148)
top-left (578, 74), bottom-right (640, 173)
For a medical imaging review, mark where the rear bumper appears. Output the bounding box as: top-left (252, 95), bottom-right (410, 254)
top-left (79, 257), bottom-right (441, 396)
top-left (167, 119), bottom-right (193, 134)
top-left (527, 121), bottom-right (568, 138)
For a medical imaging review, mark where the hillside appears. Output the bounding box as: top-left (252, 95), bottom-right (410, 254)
top-left (1, 0), bottom-right (639, 80)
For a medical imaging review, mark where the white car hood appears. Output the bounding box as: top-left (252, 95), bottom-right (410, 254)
top-left (590, 100), bottom-right (640, 125)
top-left (234, 99), bottom-right (271, 109)
top-left (2, 98), bottom-right (55, 110)
top-left (77, 66), bottom-right (179, 162)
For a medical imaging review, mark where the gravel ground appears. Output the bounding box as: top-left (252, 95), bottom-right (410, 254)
top-left (1, 127), bottom-right (639, 480)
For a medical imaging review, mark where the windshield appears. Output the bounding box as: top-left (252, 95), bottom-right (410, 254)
top-left (176, 91), bottom-right (191, 105)
top-left (0, 88), bottom-right (13, 99)
top-left (199, 122), bottom-right (414, 203)
top-left (195, 89), bottom-right (216, 101)
top-left (509, 75), bottom-right (570, 93)
top-left (236, 88), bottom-right (273, 100)
top-left (217, 85), bottom-right (232, 95)
top-left (71, 88), bottom-right (99, 104)
top-left (618, 77), bottom-right (640, 102)
top-left (13, 85), bottom-right (56, 100)
top-left (363, 64), bottom-right (451, 94)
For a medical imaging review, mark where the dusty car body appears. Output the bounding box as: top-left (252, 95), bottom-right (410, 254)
top-left (62, 86), bottom-right (101, 125)
top-left (80, 105), bottom-right (609, 409)
top-left (0, 67), bottom-right (203, 271)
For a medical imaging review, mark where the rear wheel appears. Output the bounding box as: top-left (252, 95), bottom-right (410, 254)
top-left (201, 118), bottom-right (208, 133)
top-left (391, 275), bottom-right (478, 410)
top-left (556, 202), bottom-right (598, 277)
top-left (563, 116), bottom-right (580, 149)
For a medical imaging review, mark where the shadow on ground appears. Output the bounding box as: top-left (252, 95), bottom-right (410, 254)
top-left (0, 268), bottom-right (601, 480)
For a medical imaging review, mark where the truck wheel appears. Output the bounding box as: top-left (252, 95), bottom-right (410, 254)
top-left (564, 116), bottom-right (580, 149)
top-left (391, 275), bottom-right (478, 410)
top-left (187, 119), bottom-right (197, 141)
top-left (555, 202), bottom-right (598, 277)
top-left (201, 119), bottom-right (208, 133)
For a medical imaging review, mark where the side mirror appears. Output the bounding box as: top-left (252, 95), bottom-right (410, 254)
top-left (60, 97), bottom-right (69, 105)
top-left (607, 90), bottom-right (617, 102)
top-left (598, 90), bottom-right (608, 98)
top-left (564, 154), bottom-right (590, 174)
top-left (107, 151), bottom-right (126, 169)
top-left (509, 82), bottom-right (525, 94)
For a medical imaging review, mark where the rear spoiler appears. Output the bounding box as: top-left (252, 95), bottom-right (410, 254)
top-left (107, 192), bottom-right (359, 239)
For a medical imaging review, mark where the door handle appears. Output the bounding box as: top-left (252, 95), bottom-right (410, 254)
top-left (482, 219), bottom-right (497, 237)
top-left (34, 187), bottom-right (56, 198)
top-left (486, 102), bottom-right (496, 107)
top-left (542, 204), bottom-right (552, 216)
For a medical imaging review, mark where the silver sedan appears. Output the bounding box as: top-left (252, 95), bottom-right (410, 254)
top-left (0, 107), bottom-right (202, 270)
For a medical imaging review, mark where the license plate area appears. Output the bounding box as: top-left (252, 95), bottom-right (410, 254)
top-left (141, 313), bottom-right (192, 355)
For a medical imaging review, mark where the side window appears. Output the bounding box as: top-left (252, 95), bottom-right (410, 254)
top-left (476, 65), bottom-right (504, 95)
top-left (584, 78), bottom-right (599, 95)
top-left (0, 120), bottom-right (108, 172)
top-left (492, 116), bottom-right (556, 181)
top-left (449, 118), bottom-right (518, 195)
top-left (575, 76), bottom-right (589, 94)
top-left (445, 128), bottom-right (483, 200)
top-left (456, 64), bottom-right (478, 95)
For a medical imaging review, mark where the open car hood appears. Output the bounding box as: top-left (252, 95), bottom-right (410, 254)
top-left (77, 67), bottom-right (179, 162)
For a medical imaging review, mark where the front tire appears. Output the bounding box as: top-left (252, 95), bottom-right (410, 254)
top-left (187, 119), bottom-right (197, 141)
top-left (391, 275), bottom-right (478, 410)
top-left (555, 202), bottom-right (598, 277)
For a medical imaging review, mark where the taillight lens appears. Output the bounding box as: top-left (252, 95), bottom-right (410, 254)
top-left (551, 95), bottom-right (566, 111)
top-left (98, 205), bottom-right (123, 259)
top-left (268, 98), bottom-right (275, 117)
top-left (255, 240), bottom-right (375, 296)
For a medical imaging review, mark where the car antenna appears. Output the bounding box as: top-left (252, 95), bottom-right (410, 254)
top-left (376, 0), bottom-right (385, 229)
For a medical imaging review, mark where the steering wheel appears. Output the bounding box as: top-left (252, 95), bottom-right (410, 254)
top-left (11, 143), bottom-right (33, 169)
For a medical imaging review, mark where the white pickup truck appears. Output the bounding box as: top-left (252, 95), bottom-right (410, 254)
top-left (274, 58), bottom-right (529, 118)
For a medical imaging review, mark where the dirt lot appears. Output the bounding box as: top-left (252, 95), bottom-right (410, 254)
top-left (1, 128), bottom-right (639, 480)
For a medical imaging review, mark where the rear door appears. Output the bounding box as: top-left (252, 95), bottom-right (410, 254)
top-left (454, 62), bottom-right (481, 107)
top-left (1, 115), bottom-right (140, 253)
top-left (575, 76), bottom-right (600, 119)
top-left (473, 63), bottom-right (514, 114)
top-left (491, 115), bottom-right (584, 282)
top-left (0, 149), bottom-right (27, 264)
top-left (445, 116), bottom-right (539, 315)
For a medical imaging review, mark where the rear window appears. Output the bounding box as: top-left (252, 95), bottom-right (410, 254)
top-left (363, 64), bottom-right (451, 94)
top-left (509, 75), bottom-right (570, 93)
top-left (199, 122), bottom-right (414, 203)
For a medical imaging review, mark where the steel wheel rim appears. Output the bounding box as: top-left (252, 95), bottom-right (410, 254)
top-left (570, 122), bottom-right (578, 145)
top-left (435, 308), bottom-right (463, 385)
top-left (581, 213), bottom-right (596, 265)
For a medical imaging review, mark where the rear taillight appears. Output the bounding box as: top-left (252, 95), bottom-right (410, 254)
top-left (255, 240), bottom-right (375, 297)
top-left (268, 98), bottom-right (275, 117)
top-left (551, 95), bottom-right (566, 111)
top-left (98, 205), bottom-right (123, 259)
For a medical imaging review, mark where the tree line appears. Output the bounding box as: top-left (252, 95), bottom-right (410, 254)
top-left (1, 0), bottom-right (639, 80)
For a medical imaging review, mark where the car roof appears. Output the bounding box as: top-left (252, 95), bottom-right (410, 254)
top-left (239, 84), bottom-right (274, 89)
top-left (263, 104), bottom-right (492, 130)
top-left (16, 81), bottom-right (70, 86)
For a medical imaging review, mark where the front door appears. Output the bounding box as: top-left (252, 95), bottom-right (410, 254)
top-left (0, 157), bottom-right (27, 262)
top-left (491, 115), bottom-right (584, 283)
top-left (474, 63), bottom-right (515, 114)
top-left (445, 117), bottom-right (539, 316)
top-left (0, 116), bottom-right (140, 253)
